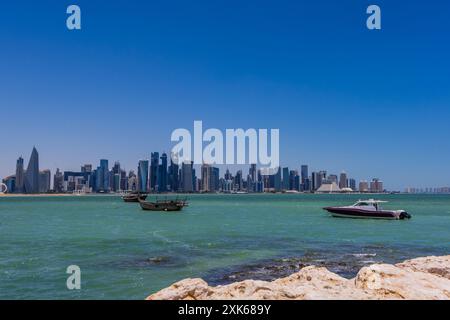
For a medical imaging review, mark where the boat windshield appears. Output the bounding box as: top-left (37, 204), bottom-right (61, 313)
top-left (354, 201), bottom-right (382, 210)
top-left (355, 202), bottom-right (373, 206)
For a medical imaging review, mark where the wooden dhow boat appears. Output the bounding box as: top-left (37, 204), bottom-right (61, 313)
top-left (138, 197), bottom-right (188, 212)
top-left (122, 192), bottom-right (148, 203)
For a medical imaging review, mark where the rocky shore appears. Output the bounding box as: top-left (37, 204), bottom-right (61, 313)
top-left (147, 255), bottom-right (450, 300)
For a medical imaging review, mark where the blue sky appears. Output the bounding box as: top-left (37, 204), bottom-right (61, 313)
top-left (1, 0), bottom-right (449, 190)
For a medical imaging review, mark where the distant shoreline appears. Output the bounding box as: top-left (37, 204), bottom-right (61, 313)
top-left (0, 192), bottom-right (448, 198)
top-left (0, 193), bottom-right (115, 197)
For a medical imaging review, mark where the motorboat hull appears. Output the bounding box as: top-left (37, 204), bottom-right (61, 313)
top-left (323, 207), bottom-right (411, 220)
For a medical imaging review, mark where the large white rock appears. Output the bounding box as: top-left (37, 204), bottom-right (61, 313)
top-left (147, 255), bottom-right (450, 300)
top-left (395, 255), bottom-right (450, 280)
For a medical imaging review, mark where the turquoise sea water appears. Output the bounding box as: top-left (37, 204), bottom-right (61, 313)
top-left (1, 194), bottom-right (449, 299)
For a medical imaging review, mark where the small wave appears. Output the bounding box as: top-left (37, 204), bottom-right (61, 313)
top-left (362, 260), bottom-right (377, 264)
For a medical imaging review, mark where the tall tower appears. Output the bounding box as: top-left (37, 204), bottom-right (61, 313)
top-left (15, 156), bottom-right (25, 193)
top-left (301, 165), bottom-right (308, 185)
top-left (39, 169), bottom-right (51, 193)
top-left (137, 160), bottom-right (149, 192)
top-left (100, 159), bottom-right (109, 192)
top-left (24, 147), bottom-right (39, 193)
top-left (201, 164), bottom-right (211, 192)
top-left (248, 164), bottom-right (257, 192)
top-left (234, 170), bottom-right (243, 191)
top-left (53, 168), bottom-right (64, 193)
top-left (150, 152), bottom-right (159, 191)
top-left (224, 168), bottom-right (232, 181)
top-left (249, 164), bottom-right (257, 181)
top-left (158, 153), bottom-right (168, 192)
top-left (282, 167), bottom-right (290, 191)
top-left (168, 152), bottom-right (179, 192)
top-left (274, 167), bottom-right (282, 192)
top-left (212, 167), bottom-right (219, 192)
top-left (339, 171), bottom-right (348, 189)
top-left (112, 162), bottom-right (121, 192)
top-left (181, 161), bottom-right (193, 192)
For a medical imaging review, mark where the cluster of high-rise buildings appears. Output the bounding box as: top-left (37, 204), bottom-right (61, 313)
top-left (2, 147), bottom-right (51, 194)
top-left (404, 187), bottom-right (450, 194)
top-left (2, 147), bottom-right (389, 194)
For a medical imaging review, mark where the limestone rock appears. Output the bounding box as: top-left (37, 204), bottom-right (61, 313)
top-left (396, 255), bottom-right (450, 280)
top-left (355, 263), bottom-right (450, 299)
top-left (146, 255), bottom-right (450, 300)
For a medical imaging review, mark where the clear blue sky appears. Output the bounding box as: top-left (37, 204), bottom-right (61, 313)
top-left (1, 0), bottom-right (449, 190)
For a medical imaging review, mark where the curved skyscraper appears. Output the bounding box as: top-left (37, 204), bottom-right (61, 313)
top-left (24, 147), bottom-right (39, 193)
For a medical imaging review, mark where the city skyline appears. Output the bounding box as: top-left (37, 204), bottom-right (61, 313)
top-left (1, 1), bottom-right (450, 190)
top-left (3, 146), bottom-right (449, 194)
top-left (3, 142), bottom-right (446, 191)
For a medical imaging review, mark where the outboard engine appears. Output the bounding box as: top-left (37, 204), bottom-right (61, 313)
top-left (399, 211), bottom-right (411, 220)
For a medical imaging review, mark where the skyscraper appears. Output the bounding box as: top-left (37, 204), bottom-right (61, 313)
top-left (168, 153), bottom-right (179, 192)
top-left (180, 161), bottom-right (193, 192)
top-left (294, 174), bottom-right (300, 191)
top-left (192, 167), bottom-right (197, 192)
top-left (311, 170), bottom-right (327, 191)
top-left (111, 162), bottom-right (121, 192)
top-left (234, 170), bottom-right (243, 191)
top-left (248, 163), bottom-right (257, 192)
top-left (200, 164), bottom-right (219, 192)
top-left (128, 170), bottom-right (138, 191)
top-left (158, 153), bottom-right (168, 192)
top-left (289, 170), bottom-right (299, 191)
top-left (301, 165), bottom-right (308, 184)
top-left (339, 171), bottom-right (348, 189)
top-left (137, 159), bottom-right (149, 192)
top-left (348, 178), bottom-right (356, 191)
top-left (53, 168), bottom-right (64, 193)
top-left (150, 152), bottom-right (159, 191)
top-left (256, 169), bottom-right (264, 193)
top-left (311, 172), bottom-right (320, 191)
top-left (100, 159), bottom-right (109, 192)
top-left (370, 178), bottom-right (384, 193)
top-left (95, 166), bottom-right (103, 192)
top-left (359, 180), bottom-right (369, 192)
top-left (224, 169), bottom-right (232, 181)
top-left (300, 165), bottom-right (309, 192)
top-left (81, 164), bottom-right (93, 190)
top-left (201, 164), bottom-right (211, 192)
top-left (24, 147), bottom-right (39, 193)
top-left (262, 174), bottom-right (271, 192)
top-left (113, 173), bottom-right (120, 192)
top-left (282, 167), bottom-right (290, 191)
top-left (249, 164), bottom-right (257, 182)
top-left (274, 167), bottom-right (282, 192)
top-left (120, 169), bottom-right (128, 191)
top-left (39, 170), bottom-right (51, 193)
top-left (15, 156), bottom-right (24, 193)
top-left (212, 167), bottom-right (220, 192)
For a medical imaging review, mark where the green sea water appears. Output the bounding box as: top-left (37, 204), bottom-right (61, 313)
top-left (1, 194), bottom-right (449, 299)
